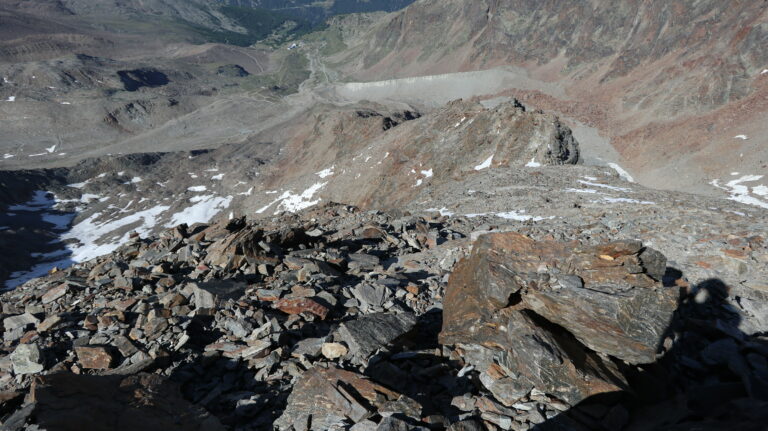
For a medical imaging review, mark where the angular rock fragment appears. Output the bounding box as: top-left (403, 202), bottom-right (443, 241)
top-left (274, 366), bottom-right (417, 430)
top-left (10, 343), bottom-right (44, 375)
top-left (274, 297), bottom-right (330, 319)
top-left (441, 233), bottom-right (678, 405)
top-left (336, 312), bottom-right (417, 360)
top-left (321, 342), bottom-right (349, 359)
top-left (41, 283), bottom-right (68, 304)
top-left (3, 313), bottom-right (40, 331)
top-left (75, 346), bottom-right (115, 369)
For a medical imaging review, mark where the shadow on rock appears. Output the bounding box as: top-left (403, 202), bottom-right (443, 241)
top-left (534, 278), bottom-right (768, 431)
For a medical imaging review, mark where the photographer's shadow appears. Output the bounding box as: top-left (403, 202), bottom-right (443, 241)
top-left (535, 278), bottom-right (768, 431)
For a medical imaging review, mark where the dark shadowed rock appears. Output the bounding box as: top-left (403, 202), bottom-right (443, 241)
top-left (29, 372), bottom-right (225, 431)
top-left (274, 366), bottom-right (416, 431)
top-left (336, 312), bottom-right (417, 360)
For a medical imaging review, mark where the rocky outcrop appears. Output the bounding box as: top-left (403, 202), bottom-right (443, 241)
top-left (440, 233), bottom-right (678, 405)
top-left (256, 100), bottom-right (580, 213)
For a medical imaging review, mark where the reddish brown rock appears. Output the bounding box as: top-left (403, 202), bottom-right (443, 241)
top-left (74, 346), bottom-right (115, 369)
top-left (274, 298), bottom-right (329, 320)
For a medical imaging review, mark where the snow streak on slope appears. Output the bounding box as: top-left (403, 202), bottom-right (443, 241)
top-left (711, 175), bottom-right (768, 209)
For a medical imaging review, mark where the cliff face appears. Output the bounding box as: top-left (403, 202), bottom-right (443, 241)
top-left (337, 0), bottom-right (768, 193)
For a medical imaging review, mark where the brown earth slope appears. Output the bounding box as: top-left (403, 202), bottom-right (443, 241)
top-left (334, 0), bottom-right (768, 194)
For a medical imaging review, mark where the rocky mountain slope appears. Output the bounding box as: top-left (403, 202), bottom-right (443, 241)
top-left (1, 2), bottom-right (768, 430)
top-left (220, 0), bottom-right (416, 23)
top-left (0, 199), bottom-right (766, 430)
top-left (1, 95), bottom-right (767, 430)
top-left (332, 0), bottom-right (768, 196)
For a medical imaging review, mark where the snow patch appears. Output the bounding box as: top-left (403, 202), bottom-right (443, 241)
top-left (474, 155), bottom-right (493, 171)
top-left (578, 180), bottom-right (631, 192)
top-left (607, 163), bottom-right (635, 182)
top-left (565, 188), bottom-right (599, 194)
top-left (5, 96), bottom-right (15, 102)
top-left (256, 182), bottom-right (327, 215)
top-left (734, 135), bottom-right (748, 140)
top-left (712, 175), bottom-right (768, 209)
top-left (3, 154), bottom-right (14, 159)
top-left (211, 173), bottom-right (225, 180)
top-left (599, 197), bottom-right (655, 205)
top-left (525, 158), bottom-right (542, 168)
top-left (426, 207), bottom-right (454, 217)
top-left (187, 186), bottom-right (207, 192)
top-left (64, 205), bottom-right (171, 262)
top-left (42, 212), bottom-right (76, 231)
top-left (5, 260), bottom-right (72, 290)
top-left (316, 166), bottom-right (335, 178)
top-left (8, 191), bottom-right (54, 211)
top-left (130, 177), bottom-right (142, 184)
top-left (421, 168), bottom-right (433, 178)
top-left (167, 195), bottom-right (233, 227)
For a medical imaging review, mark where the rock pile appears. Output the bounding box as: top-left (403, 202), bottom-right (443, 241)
top-left (0, 204), bottom-right (766, 430)
top-left (0, 204), bottom-right (466, 430)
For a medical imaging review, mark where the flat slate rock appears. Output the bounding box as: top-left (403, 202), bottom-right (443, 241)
top-left (335, 312), bottom-right (417, 360)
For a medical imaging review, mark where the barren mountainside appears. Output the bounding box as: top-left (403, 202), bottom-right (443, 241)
top-left (0, 1), bottom-right (768, 430)
top-left (336, 0), bottom-right (768, 194)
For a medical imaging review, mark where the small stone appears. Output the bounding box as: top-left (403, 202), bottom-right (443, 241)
top-left (112, 335), bottom-right (139, 357)
top-left (274, 298), bottom-right (329, 320)
top-left (335, 312), bottom-right (417, 360)
top-left (41, 284), bottom-right (68, 304)
top-left (37, 315), bottom-right (63, 332)
top-left (321, 343), bottom-right (348, 359)
top-left (191, 284), bottom-right (216, 309)
top-left (4, 313), bottom-right (40, 331)
top-left (75, 346), bottom-right (115, 369)
top-left (10, 343), bottom-right (44, 375)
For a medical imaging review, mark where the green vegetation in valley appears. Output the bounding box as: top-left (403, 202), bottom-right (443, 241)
top-left (194, 6), bottom-right (317, 47)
